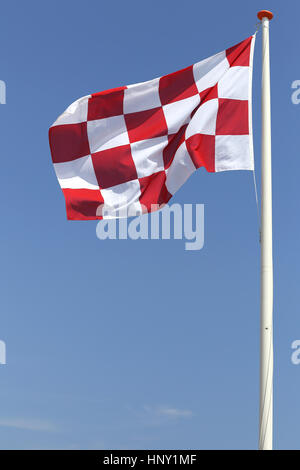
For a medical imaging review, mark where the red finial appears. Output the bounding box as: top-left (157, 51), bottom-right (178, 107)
top-left (257, 10), bottom-right (274, 20)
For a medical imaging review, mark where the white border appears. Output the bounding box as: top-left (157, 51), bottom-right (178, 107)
top-left (248, 33), bottom-right (257, 171)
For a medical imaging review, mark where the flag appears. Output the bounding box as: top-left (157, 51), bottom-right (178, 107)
top-left (49, 35), bottom-right (255, 220)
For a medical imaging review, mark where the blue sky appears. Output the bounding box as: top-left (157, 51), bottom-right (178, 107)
top-left (0, 0), bottom-right (299, 450)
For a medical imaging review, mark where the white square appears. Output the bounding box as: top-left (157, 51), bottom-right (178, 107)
top-left (52, 95), bottom-right (90, 126)
top-left (186, 98), bottom-right (218, 138)
top-left (101, 179), bottom-right (142, 217)
top-left (54, 154), bottom-right (99, 189)
top-left (130, 136), bottom-right (167, 178)
top-left (215, 135), bottom-right (253, 172)
top-left (193, 51), bottom-right (228, 93)
top-left (87, 115), bottom-right (129, 153)
top-left (163, 95), bottom-right (200, 134)
top-left (218, 66), bottom-right (249, 100)
top-left (124, 77), bottom-right (161, 114)
top-left (165, 142), bottom-right (196, 195)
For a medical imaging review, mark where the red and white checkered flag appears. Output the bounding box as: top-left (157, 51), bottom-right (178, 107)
top-left (49, 35), bottom-right (255, 220)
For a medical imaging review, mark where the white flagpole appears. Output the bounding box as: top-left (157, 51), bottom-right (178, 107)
top-left (257, 10), bottom-right (274, 450)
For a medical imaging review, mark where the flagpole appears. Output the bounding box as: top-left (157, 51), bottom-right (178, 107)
top-left (257, 10), bottom-right (274, 450)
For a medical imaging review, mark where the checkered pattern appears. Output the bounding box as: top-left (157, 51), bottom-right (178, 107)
top-left (49, 35), bottom-right (255, 220)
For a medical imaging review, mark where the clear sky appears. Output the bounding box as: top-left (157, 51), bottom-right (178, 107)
top-left (0, 0), bottom-right (299, 450)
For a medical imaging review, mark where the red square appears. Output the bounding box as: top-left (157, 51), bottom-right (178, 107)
top-left (125, 107), bottom-right (168, 143)
top-left (139, 171), bottom-right (172, 212)
top-left (186, 134), bottom-right (215, 172)
top-left (226, 37), bottom-right (252, 67)
top-left (163, 124), bottom-right (187, 169)
top-left (49, 122), bottom-right (90, 163)
top-left (62, 188), bottom-right (104, 220)
top-left (91, 145), bottom-right (137, 189)
top-left (159, 65), bottom-right (198, 105)
top-left (200, 85), bottom-right (218, 105)
top-left (88, 87), bottom-right (126, 121)
top-left (216, 99), bottom-right (248, 135)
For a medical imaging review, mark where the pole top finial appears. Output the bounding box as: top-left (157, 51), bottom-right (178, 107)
top-left (257, 10), bottom-right (274, 20)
